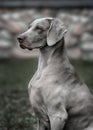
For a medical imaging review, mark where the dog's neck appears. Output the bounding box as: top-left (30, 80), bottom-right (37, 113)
top-left (36, 39), bottom-right (82, 86)
top-left (38, 38), bottom-right (70, 71)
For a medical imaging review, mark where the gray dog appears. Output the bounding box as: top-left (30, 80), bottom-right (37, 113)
top-left (17, 17), bottom-right (93, 130)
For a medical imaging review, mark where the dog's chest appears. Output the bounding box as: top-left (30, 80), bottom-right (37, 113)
top-left (28, 68), bottom-right (65, 120)
top-left (29, 79), bottom-right (49, 122)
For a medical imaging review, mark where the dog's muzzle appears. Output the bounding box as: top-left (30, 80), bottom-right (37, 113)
top-left (17, 35), bottom-right (32, 50)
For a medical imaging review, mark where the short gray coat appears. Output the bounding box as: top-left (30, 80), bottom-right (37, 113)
top-left (18, 17), bottom-right (93, 130)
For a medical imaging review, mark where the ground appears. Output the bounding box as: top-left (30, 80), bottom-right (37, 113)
top-left (0, 59), bottom-right (93, 130)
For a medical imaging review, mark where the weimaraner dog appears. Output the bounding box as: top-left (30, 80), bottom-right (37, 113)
top-left (17, 17), bottom-right (93, 130)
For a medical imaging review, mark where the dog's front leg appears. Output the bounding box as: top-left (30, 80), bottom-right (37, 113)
top-left (49, 109), bottom-right (68, 130)
top-left (37, 119), bottom-right (50, 130)
top-left (37, 120), bottom-right (45, 130)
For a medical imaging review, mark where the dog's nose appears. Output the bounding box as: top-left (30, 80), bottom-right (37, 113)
top-left (17, 35), bottom-right (25, 44)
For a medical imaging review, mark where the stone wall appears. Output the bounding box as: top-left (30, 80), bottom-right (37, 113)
top-left (0, 8), bottom-right (93, 60)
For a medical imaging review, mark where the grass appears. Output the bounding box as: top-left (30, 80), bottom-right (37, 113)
top-left (0, 59), bottom-right (37, 130)
top-left (71, 60), bottom-right (93, 91)
top-left (0, 59), bottom-right (93, 130)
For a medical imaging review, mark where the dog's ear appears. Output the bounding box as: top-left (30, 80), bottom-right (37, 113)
top-left (47, 18), bottom-right (67, 46)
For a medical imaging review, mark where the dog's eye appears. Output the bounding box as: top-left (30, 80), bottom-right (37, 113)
top-left (35, 26), bottom-right (44, 32)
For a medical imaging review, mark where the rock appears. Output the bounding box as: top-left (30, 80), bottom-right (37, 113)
top-left (0, 30), bottom-right (11, 40)
top-left (1, 13), bottom-right (12, 21)
top-left (72, 9), bottom-right (81, 15)
top-left (0, 14), bottom-right (27, 34)
top-left (81, 43), bottom-right (93, 60)
top-left (4, 21), bottom-right (27, 34)
top-left (0, 40), bottom-right (12, 58)
top-left (0, 19), bottom-right (5, 29)
top-left (65, 34), bottom-right (79, 47)
top-left (81, 33), bottom-right (93, 60)
top-left (81, 33), bottom-right (93, 42)
top-left (89, 10), bottom-right (93, 24)
top-left (70, 15), bottom-right (88, 24)
top-left (19, 9), bottom-right (37, 23)
top-left (43, 8), bottom-right (54, 17)
top-left (0, 39), bottom-right (12, 48)
top-left (72, 15), bottom-right (81, 23)
top-left (80, 17), bottom-right (89, 24)
top-left (0, 9), bottom-right (93, 59)
top-left (57, 12), bottom-right (73, 26)
top-left (31, 14), bottom-right (44, 22)
top-left (82, 9), bottom-right (89, 16)
top-left (85, 24), bottom-right (93, 34)
top-left (81, 42), bottom-right (93, 51)
top-left (70, 23), bottom-right (84, 37)
top-left (67, 47), bottom-right (81, 59)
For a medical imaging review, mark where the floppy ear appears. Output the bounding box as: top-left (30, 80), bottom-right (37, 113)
top-left (47, 18), bottom-right (67, 46)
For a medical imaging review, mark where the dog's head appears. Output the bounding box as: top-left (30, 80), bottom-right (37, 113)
top-left (17, 17), bottom-right (67, 50)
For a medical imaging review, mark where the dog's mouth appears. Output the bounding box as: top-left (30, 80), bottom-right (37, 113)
top-left (20, 44), bottom-right (32, 50)
top-left (20, 44), bottom-right (26, 49)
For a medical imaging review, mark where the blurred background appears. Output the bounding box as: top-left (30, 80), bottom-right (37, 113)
top-left (0, 0), bottom-right (93, 129)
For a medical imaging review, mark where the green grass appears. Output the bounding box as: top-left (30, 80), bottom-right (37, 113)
top-left (0, 59), bottom-right (38, 130)
top-left (0, 59), bottom-right (93, 130)
top-left (71, 60), bottom-right (93, 91)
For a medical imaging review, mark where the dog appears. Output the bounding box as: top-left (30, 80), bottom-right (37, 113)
top-left (17, 17), bottom-right (93, 130)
